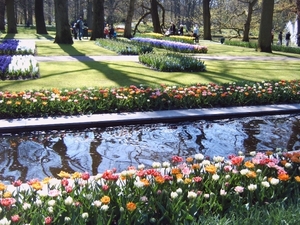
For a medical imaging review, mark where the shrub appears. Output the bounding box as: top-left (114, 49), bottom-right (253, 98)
top-left (138, 52), bottom-right (206, 72)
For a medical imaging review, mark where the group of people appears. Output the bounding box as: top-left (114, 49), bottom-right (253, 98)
top-left (276, 31), bottom-right (300, 47)
top-left (165, 22), bottom-right (184, 36)
top-left (104, 24), bottom-right (116, 39)
top-left (72, 16), bottom-right (86, 40)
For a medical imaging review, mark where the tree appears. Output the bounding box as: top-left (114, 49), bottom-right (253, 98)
top-left (35, 0), bottom-right (48, 34)
top-left (54, 0), bottom-right (73, 44)
top-left (257, 0), bottom-right (274, 52)
top-left (151, 0), bottom-right (161, 33)
top-left (203, 0), bottom-right (211, 40)
top-left (0, 0), bottom-right (5, 30)
top-left (297, 0), bottom-right (300, 34)
top-left (124, 0), bottom-right (136, 38)
top-left (6, 0), bottom-right (17, 33)
top-left (90, 0), bottom-right (104, 40)
top-left (241, 0), bottom-right (258, 42)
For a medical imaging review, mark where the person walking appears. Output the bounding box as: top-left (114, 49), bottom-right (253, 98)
top-left (170, 22), bottom-right (176, 35)
top-left (278, 31), bottom-right (282, 45)
top-left (193, 24), bottom-right (199, 43)
top-left (285, 31), bottom-right (291, 46)
top-left (76, 16), bottom-right (84, 40)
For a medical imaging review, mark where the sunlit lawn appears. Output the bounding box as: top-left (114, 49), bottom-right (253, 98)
top-left (1, 29), bottom-right (300, 92)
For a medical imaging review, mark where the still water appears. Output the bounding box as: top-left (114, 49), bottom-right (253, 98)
top-left (0, 114), bottom-right (300, 184)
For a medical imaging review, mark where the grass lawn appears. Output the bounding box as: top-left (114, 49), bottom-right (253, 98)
top-left (1, 33), bottom-right (300, 92)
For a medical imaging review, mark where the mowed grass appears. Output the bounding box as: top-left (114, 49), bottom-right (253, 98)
top-left (1, 36), bottom-right (300, 92)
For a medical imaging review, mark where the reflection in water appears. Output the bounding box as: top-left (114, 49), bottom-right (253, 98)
top-left (0, 114), bottom-right (300, 184)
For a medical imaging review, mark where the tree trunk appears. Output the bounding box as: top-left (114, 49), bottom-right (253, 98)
top-left (6, 0), bottom-right (17, 33)
top-left (54, 0), bottom-right (73, 44)
top-left (0, 0), bottom-right (5, 30)
top-left (242, 0), bottom-right (258, 42)
top-left (86, 0), bottom-right (93, 29)
top-left (257, 0), bottom-right (274, 52)
top-left (28, 0), bottom-right (33, 25)
top-left (151, 0), bottom-right (161, 33)
top-left (35, 0), bottom-right (48, 34)
top-left (203, 0), bottom-right (211, 40)
top-left (90, 0), bottom-right (104, 40)
top-left (297, 0), bottom-right (300, 35)
top-left (124, 0), bottom-right (136, 38)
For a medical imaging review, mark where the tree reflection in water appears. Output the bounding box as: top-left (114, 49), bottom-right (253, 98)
top-left (0, 114), bottom-right (300, 183)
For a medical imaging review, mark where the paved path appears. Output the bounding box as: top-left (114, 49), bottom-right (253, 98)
top-left (1, 104), bottom-right (300, 133)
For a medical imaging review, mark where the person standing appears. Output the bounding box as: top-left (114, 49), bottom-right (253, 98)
top-left (278, 31), bottom-right (282, 45)
top-left (193, 24), bottom-right (199, 43)
top-left (170, 22), bottom-right (176, 35)
top-left (285, 31), bottom-right (291, 46)
top-left (77, 16), bottom-right (84, 40)
top-left (179, 24), bottom-right (184, 35)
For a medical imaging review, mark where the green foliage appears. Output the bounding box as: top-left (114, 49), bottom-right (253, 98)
top-left (138, 52), bottom-right (206, 72)
top-left (95, 38), bottom-right (153, 55)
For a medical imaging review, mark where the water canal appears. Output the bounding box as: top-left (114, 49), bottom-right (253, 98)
top-left (0, 113), bottom-right (300, 184)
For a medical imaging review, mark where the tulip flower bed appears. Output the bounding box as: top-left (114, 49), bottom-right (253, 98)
top-left (130, 37), bottom-right (208, 53)
top-left (0, 150), bottom-right (300, 224)
top-left (0, 80), bottom-right (300, 119)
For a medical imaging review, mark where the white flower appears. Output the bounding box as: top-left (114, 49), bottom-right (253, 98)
top-left (187, 191), bottom-right (197, 199)
top-left (0, 217), bottom-right (11, 225)
top-left (225, 174), bottom-right (231, 180)
top-left (249, 151), bottom-right (256, 156)
top-left (220, 189), bottom-right (227, 196)
top-left (212, 174), bottom-right (220, 181)
top-left (22, 203), bottom-right (31, 210)
top-left (82, 213), bottom-right (89, 219)
top-left (256, 169), bottom-right (262, 173)
top-left (285, 163), bottom-right (292, 169)
top-left (64, 217), bottom-right (71, 222)
top-left (35, 199), bottom-right (42, 206)
top-left (152, 162), bottom-right (161, 168)
top-left (93, 200), bottom-right (102, 207)
top-left (176, 188), bottom-right (182, 194)
top-left (261, 181), bottom-right (270, 188)
top-left (238, 151), bottom-right (243, 156)
top-left (203, 194), bottom-right (210, 199)
top-left (270, 178), bottom-right (279, 185)
top-left (170, 192), bottom-right (178, 199)
top-left (48, 199), bottom-right (56, 207)
top-left (100, 205), bottom-right (109, 211)
top-left (202, 160), bottom-right (211, 166)
top-left (194, 153), bottom-right (204, 161)
top-left (138, 164), bottom-right (145, 170)
top-left (162, 161), bottom-right (170, 168)
top-left (247, 184), bottom-right (257, 191)
top-left (240, 169), bottom-right (249, 175)
top-left (213, 156), bottom-right (224, 163)
top-left (48, 206), bottom-right (53, 213)
top-left (134, 180), bottom-right (144, 188)
top-left (64, 196), bottom-right (73, 205)
top-left (177, 178), bottom-right (183, 183)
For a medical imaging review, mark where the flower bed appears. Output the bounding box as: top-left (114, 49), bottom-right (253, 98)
top-left (0, 80), bottom-right (299, 119)
top-left (95, 39), bottom-right (153, 55)
top-left (0, 150), bottom-right (299, 224)
top-left (139, 52), bottom-right (206, 72)
top-left (131, 37), bottom-right (208, 53)
top-left (0, 39), bottom-right (36, 55)
top-left (0, 55), bottom-right (39, 80)
top-left (0, 40), bottom-right (39, 80)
